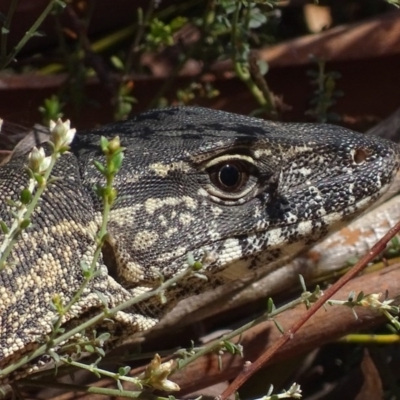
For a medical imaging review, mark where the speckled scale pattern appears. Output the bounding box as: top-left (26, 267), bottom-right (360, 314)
top-left (1, 106), bottom-right (399, 380)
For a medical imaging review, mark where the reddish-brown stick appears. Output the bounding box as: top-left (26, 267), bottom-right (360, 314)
top-left (217, 218), bottom-right (400, 400)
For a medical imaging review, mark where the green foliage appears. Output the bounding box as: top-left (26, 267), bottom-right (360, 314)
top-left (114, 80), bottom-right (137, 121)
top-left (1, 0), bottom-right (399, 123)
top-left (146, 17), bottom-right (188, 50)
top-left (328, 292), bottom-right (400, 330)
top-left (0, 0), bottom-right (65, 69)
top-left (306, 56), bottom-right (343, 123)
top-left (39, 95), bottom-right (64, 126)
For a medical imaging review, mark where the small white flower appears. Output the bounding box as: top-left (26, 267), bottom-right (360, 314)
top-left (49, 118), bottom-right (76, 150)
top-left (28, 147), bottom-right (51, 174)
top-left (360, 293), bottom-right (382, 308)
top-left (360, 293), bottom-right (396, 312)
top-left (286, 382), bottom-right (302, 398)
top-left (139, 354), bottom-right (180, 392)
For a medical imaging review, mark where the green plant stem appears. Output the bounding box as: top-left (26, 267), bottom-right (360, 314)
top-left (175, 293), bottom-right (310, 371)
top-left (48, 180), bottom-right (112, 341)
top-left (17, 379), bottom-right (168, 399)
top-left (125, 0), bottom-right (156, 74)
top-left (59, 357), bottom-right (141, 385)
top-left (49, 141), bottom-right (121, 344)
top-left (234, 61), bottom-right (267, 107)
top-left (0, 0), bottom-right (60, 70)
top-left (0, 0), bottom-right (19, 61)
top-left (0, 265), bottom-right (194, 378)
top-left (0, 155), bottom-right (58, 272)
top-left (230, 3), bottom-right (268, 110)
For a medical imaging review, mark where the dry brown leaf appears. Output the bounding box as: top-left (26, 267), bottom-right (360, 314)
top-left (355, 349), bottom-right (384, 400)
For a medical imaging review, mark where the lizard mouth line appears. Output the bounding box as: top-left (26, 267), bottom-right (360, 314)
top-left (206, 180), bottom-right (392, 261)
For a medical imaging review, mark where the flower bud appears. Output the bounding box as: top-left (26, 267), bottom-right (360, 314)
top-left (49, 119), bottom-right (76, 151)
top-left (28, 147), bottom-right (51, 174)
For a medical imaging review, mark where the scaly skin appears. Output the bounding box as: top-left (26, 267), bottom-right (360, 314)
top-left (1, 106), bottom-right (399, 380)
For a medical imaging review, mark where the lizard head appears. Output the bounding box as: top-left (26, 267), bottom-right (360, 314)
top-left (76, 107), bottom-right (400, 308)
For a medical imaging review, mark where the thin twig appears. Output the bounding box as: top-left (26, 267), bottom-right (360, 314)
top-left (18, 379), bottom-right (168, 399)
top-left (0, 0), bottom-right (59, 69)
top-left (175, 292), bottom-right (314, 371)
top-left (0, 0), bottom-right (19, 61)
top-left (218, 218), bottom-right (400, 400)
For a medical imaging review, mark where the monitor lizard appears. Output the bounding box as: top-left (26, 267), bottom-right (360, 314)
top-left (0, 106), bottom-right (399, 382)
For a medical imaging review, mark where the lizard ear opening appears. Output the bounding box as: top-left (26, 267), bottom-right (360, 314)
top-left (353, 148), bottom-right (369, 164)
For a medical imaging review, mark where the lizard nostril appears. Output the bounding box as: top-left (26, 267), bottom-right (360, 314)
top-left (353, 148), bottom-right (368, 164)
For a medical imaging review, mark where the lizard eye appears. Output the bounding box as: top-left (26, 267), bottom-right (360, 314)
top-left (209, 161), bottom-right (249, 192)
top-left (203, 154), bottom-right (259, 201)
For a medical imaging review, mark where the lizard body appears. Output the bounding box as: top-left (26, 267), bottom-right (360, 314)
top-left (0, 106), bottom-right (399, 380)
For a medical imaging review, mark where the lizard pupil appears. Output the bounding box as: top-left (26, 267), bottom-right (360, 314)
top-left (218, 164), bottom-right (241, 190)
top-left (207, 158), bottom-right (253, 197)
